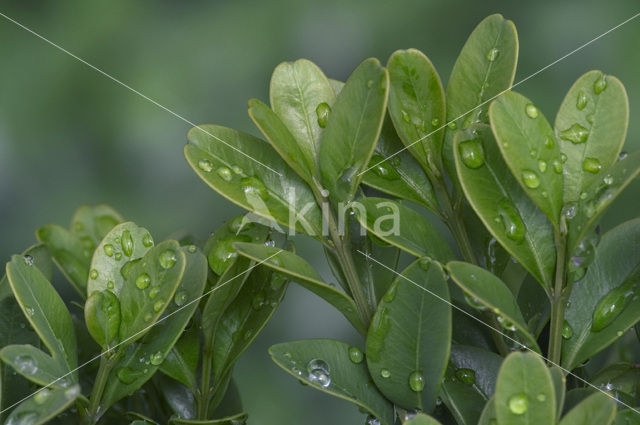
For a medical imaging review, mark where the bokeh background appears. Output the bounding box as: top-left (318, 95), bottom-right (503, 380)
top-left (1, 0), bottom-right (639, 423)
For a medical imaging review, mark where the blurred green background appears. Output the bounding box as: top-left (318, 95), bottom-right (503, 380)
top-left (1, 0), bottom-right (639, 423)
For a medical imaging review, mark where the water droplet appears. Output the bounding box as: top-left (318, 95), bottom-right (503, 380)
top-left (594, 74), bottom-right (607, 94)
top-left (409, 371), bottom-right (425, 392)
top-left (525, 104), bottom-right (538, 119)
top-left (216, 167), bottom-right (232, 182)
top-left (232, 165), bottom-right (244, 175)
top-left (103, 244), bottom-right (114, 257)
top-left (521, 170), bottom-right (540, 189)
top-left (431, 117), bottom-right (440, 127)
top-left (400, 110), bottom-right (411, 123)
top-left (455, 368), bottom-right (476, 385)
top-left (561, 153), bottom-right (568, 163)
top-left (114, 252), bottom-right (122, 261)
top-left (529, 148), bottom-right (538, 158)
top-left (617, 330), bottom-right (624, 337)
top-left (120, 259), bottom-right (141, 280)
top-left (508, 393), bottom-right (528, 415)
top-left (149, 287), bottom-right (160, 299)
top-left (25, 307), bottom-right (35, 317)
top-left (487, 47), bottom-right (500, 62)
top-left (135, 273), bottom-right (151, 289)
top-left (174, 291), bottom-right (187, 306)
top-left (187, 245), bottom-right (197, 253)
top-left (15, 355), bottom-right (38, 375)
top-left (562, 320), bottom-right (573, 339)
top-left (576, 90), bottom-right (588, 110)
top-left (552, 159), bottom-right (563, 174)
top-left (348, 346), bottom-right (364, 364)
top-left (458, 138), bottom-right (485, 169)
top-left (580, 191), bottom-right (588, 200)
top-left (34, 388), bottom-right (51, 404)
top-left (89, 269), bottom-right (98, 279)
top-left (252, 292), bottom-right (266, 310)
top-left (5, 412), bottom-right (38, 425)
top-left (583, 157), bottom-right (602, 174)
top-left (241, 176), bottom-right (269, 201)
top-left (142, 233), bottom-right (153, 248)
top-left (380, 368), bottom-right (391, 378)
top-left (619, 151), bottom-right (628, 161)
top-left (497, 199), bottom-right (525, 242)
top-left (368, 154), bottom-right (400, 180)
top-left (150, 351), bottom-right (164, 365)
top-left (591, 280), bottom-right (635, 332)
top-left (498, 316), bottom-right (517, 331)
top-left (23, 255), bottom-right (34, 266)
top-left (559, 123), bottom-right (589, 144)
top-left (544, 135), bottom-right (555, 148)
top-left (448, 121), bottom-right (457, 130)
top-left (198, 159), bottom-right (213, 172)
top-left (316, 102), bottom-right (331, 128)
top-left (307, 359), bottom-right (331, 388)
top-left (121, 230), bottom-right (134, 257)
top-left (107, 280), bottom-right (114, 289)
top-left (365, 415), bottom-right (381, 425)
top-left (159, 250), bottom-right (177, 269)
top-left (153, 299), bottom-right (165, 312)
top-left (536, 393), bottom-right (547, 402)
top-left (603, 174), bottom-right (613, 185)
top-left (537, 160), bottom-right (548, 173)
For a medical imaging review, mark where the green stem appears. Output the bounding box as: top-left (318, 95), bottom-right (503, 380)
top-left (434, 179), bottom-right (477, 265)
top-left (197, 344), bottom-right (214, 419)
top-left (549, 225), bottom-right (568, 365)
top-left (85, 353), bottom-right (117, 424)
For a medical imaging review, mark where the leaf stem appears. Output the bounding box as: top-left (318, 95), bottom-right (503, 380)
top-left (434, 179), bottom-right (477, 265)
top-left (197, 344), bottom-right (214, 419)
top-left (85, 352), bottom-right (118, 424)
top-left (549, 223), bottom-right (568, 365)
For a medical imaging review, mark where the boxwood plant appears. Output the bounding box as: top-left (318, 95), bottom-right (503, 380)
top-left (1, 13), bottom-right (640, 425)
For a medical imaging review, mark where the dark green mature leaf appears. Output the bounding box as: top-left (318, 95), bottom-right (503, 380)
top-left (563, 219), bottom-right (640, 369)
top-left (444, 13), bottom-right (518, 185)
top-left (366, 259), bottom-right (451, 411)
top-left (88, 222), bottom-right (154, 297)
top-left (489, 91), bottom-right (563, 225)
top-left (169, 413), bottom-right (248, 425)
top-left (559, 392), bottom-right (617, 425)
top-left (549, 366), bottom-right (566, 416)
top-left (0, 345), bottom-right (69, 388)
top-left (447, 261), bottom-right (540, 352)
top-left (403, 413), bottom-right (443, 425)
top-left (494, 351), bottom-right (556, 425)
top-left (351, 231), bottom-right (400, 308)
top-left (36, 224), bottom-right (91, 297)
top-left (269, 58), bottom-right (335, 166)
top-left (2, 386), bottom-right (80, 425)
top-left (555, 71), bottom-right (628, 204)
top-left (477, 398), bottom-right (496, 425)
top-left (387, 49), bottom-right (445, 177)
top-left (614, 410), bottom-right (640, 424)
top-left (159, 325), bottom-right (199, 391)
top-left (154, 373), bottom-right (196, 420)
top-left (71, 204), bottom-right (123, 247)
top-left (567, 151), bottom-right (640, 252)
top-left (270, 339), bottom-right (395, 425)
top-left (85, 290), bottom-right (121, 349)
top-left (362, 116), bottom-right (439, 213)
top-left (454, 124), bottom-right (555, 288)
top-left (6, 255), bottom-right (77, 371)
top-left (185, 125), bottom-right (323, 237)
top-left (354, 198), bottom-right (454, 262)
top-left (100, 247), bottom-right (206, 409)
top-left (318, 58), bottom-right (389, 206)
top-left (590, 363), bottom-right (640, 403)
top-left (233, 242), bottom-right (366, 333)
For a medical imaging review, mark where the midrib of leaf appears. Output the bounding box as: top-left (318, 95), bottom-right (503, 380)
top-left (405, 71), bottom-right (432, 162)
top-left (290, 68), bottom-right (319, 157)
top-left (475, 26), bottom-right (505, 106)
top-left (168, 346), bottom-right (196, 390)
top-left (347, 87), bottom-right (374, 176)
top-left (414, 293), bottom-right (426, 410)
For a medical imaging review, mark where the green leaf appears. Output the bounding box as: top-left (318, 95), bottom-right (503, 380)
top-left (550, 366), bottom-right (566, 416)
top-left (269, 339), bottom-right (395, 425)
top-left (563, 219), bottom-right (640, 369)
top-left (185, 125), bottom-right (323, 237)
top-left (100, 247), bottom-right (206, 409)
top-left (403, 413), bottom-right (444, 425)
top-left (361, 115), bottom-right (439, 213)
top-left (366, 259), bottom-right (451, 411)
top-left (554, 71), bottom-right (629, 204)
top-left (117, 240), bottom-right (186, 344)
top-left (153, 373), bottom-right (196, 420)
top-left (2, 386), bottom-right (79, 425)
top-left (351, 231), bottom-right (400, 308)
top-left (0, 344), bottom-right (69, 388)
top-left (590, 363), bottom-right (640, 402)
top-left (614, 410), bottom-right (640, 425)
top-left (36, 224), bottom-right (91, 297)
top-left (387, 48), bottom-right (445, 177)
top-left (489, 91), bottom-right (563, 225)
top-left (447, 261), bottom-right (540, 352)
top-left (71, 204), bottom-right (123, 247)
top-left (477, 398), bottom-right (496, 425)
top-left (159, 324), bottom-right (200, 391)
top-left (88, 222), bottom-right (154, 297)
top-left (444, 13), bottom-right (518, 187)
top-left (559, 392), bottom-right (617, 425)
top-left (353, 198), bottom-right (454, 262)
top-left (84, 290), bottom-right (121, 349)
top-left (168, 413), bottom-right (248, 425)
top-left (567, 150), bottom-right (640, 252)
top-left (494, 351), bottom-right (556, 425)
top-left (269, 58), bottom-right (335, 167)
top-left (233, 242), bottom-right (366, 333)
top-left (454, 124), bottom-right (555, 288)
top-left (6, 255), bottom-right (77, 371)
top-left (318, 58), bottom-right (389, 205)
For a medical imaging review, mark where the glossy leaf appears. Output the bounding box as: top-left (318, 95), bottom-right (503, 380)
top-left (558, 392), bottom-right (617, 425)
top-left (614, 410), bottom-right (640, 425)
top-left (563, 219), bottom-right (640, 369)
top-left (362, 115), bottom-right (439, 213)
top-left (387, 48), bottom-right (445, 176)
top-left (71, 204), bottom-right (123, 247)
top-left (490, 91), bottom-right (563, 225)
top-left (159, 325), bottom-right (199, 391)
top-left (454, 124), bottom-right (555, 288)
top-left (233, 242), bottom-right (366, 333)
top-left (270, 339), bottom-right (395, 425)
top-left (185, 125), bottom-right (323, 237)
top-left (169, 413), bottom-right (248, 425)
top-left (477, 398), bottom-right (496, 425)
top-left (0, 344), bottom-right (69, 388)
top-left (318, 58), bottom-right (389, 205)
top-left (550, 366), bottom-right (566, 416)
top-left (2, 386), bottom-right (79, 425)
top-left (354, 197), bottom-right (454, 262)
top-left (403, 413), bottom-right (443, 425)
top-left (269, 58), bottom-right (335, 165)
top-left (154, 373), bottom-right (197, 420)
top-left (555, 71), bottom-right (629, 204)
top-left (494, 351), bottom-right (556, 425)
top-left (447, 261), bottom-right (540, 352)
top-left (6, 255), bottom-right (77, 371)
top-left (444, 13), bottom-right (518, 185)
top-left (88, 222), bottom-right (154, 297)
top-left (84, 289), bottom-right (121, 348)
top-left (366, 259), bottom-right (451, 411)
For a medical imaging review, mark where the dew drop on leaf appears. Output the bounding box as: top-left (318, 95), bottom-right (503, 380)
top-left (198, 159), bottom-right (213, 172)
top-left (544, 135), bottom-right (555, 148)
top-left (552, 159), bottom-right (563, 174)
top-left (241, 176), bottom-right (269, 201)
top-left (307, 359), bottom-right (331, 388)
top-left (455, 368), bottom-right (476, 385)
top-left (594, 75), bottom-right (607, 94)
top-left (150, 351), bottom-right (164, 365)
top-left (15, 355), bottom-right (38, 375)
top-left (153, 299), bottom-right (165, 312)
top-left (448, 121), bottom-right (457, 130)
top-left (582, 157), bottom-right (602, 174)
top-left (431, 117), bottom-right (440, 127)
top-left (316, 102), bottom-right (331, 128)
top-left (408, 370), bottom-right (425, 392)
top-left (525, 104), bottom-right (538, 118)
top-left (603, 174), bottom-right (614, 185)
top-left (121, 230), bottom-right (134, 257)
top-left (34, 388), bottom-right (51, 405)
top-left (251, 291), bottom-right (266, 310)
top-left (174, 291), bottom-right (187, 307)
top-left (142, 233), bottom-right (154, 248)
top-left (508, 393), bottom-right (528, 415)
top-left (103, 244), bottom-right (114, 257)
top-left (458, 139), bottom-right (485, 169)
top-left (380, 368), bottom-right (391, 378)
top-left (217, 167), bottom-right (233, 182)
top-left (149, 287), bottom-right (160, 299)
top-left (5, 412), bottom-right (38, 425)
top-left (348, 346), bottom-right (364, 364)
top-left (365, 415), bottom-right (381, 425)
top-left (487, 47), bottom-right (500, 62)
top-left (497, 198), bottom-right (525, 243)
top-left (559, 123), bottom-right (589, 144)
top-left (562, 320), bottom-right (573, 339)
top-left (90, 269), bottom-right (98, 279)
top-left (521, 170), bottom-right (540, 189)
top-left (591, 281), bottom-right (636, 332)
top-left (23, 255), bottom-right (34, 266)
top-left (135, 273), bottom-right (151, 289)
top-left (537, 160), bottom-right (548, 173)
top-left (536, 393), bottom-right (547, 402)
top-left (619, 151), bottom-right (628, 161)
top-left (576, 90), bottom-right (588, 110)
top-left (159, 250), bottom-right (177, 269)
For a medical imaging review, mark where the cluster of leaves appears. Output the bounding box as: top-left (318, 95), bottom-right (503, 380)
top-left (2, 12), bottom-right (640, 425)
